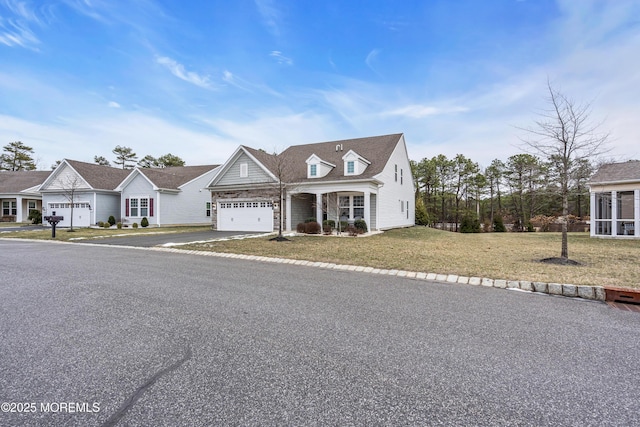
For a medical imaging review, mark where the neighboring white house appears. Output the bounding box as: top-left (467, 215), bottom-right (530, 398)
top-left (588, 160), bottom-right (640, 238)
top-left (38, 159), bottom-right (130, 227)
top-left (115, 165), bottom-right (219, 226)
top-left (207, 133), bottom-right (416, 232)
top-left (0, 170), bottom-right (51, 223)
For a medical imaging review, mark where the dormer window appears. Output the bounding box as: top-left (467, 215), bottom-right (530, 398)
top-left (347, 161), bottom-right (355, 174)
top-left (306, 154), bottom-right (335, 178)
top-left (342, 150), bottom-right (370, 176)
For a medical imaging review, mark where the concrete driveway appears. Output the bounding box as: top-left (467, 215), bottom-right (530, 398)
top-left (75, 230), bottom-right (259, 247)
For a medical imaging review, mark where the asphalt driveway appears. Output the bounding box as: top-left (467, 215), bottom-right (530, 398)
top-left (75, 230), bottom-right (258, 247)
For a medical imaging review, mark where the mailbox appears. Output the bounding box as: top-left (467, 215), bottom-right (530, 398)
top-left (43, 211), bottom-right (64, 238)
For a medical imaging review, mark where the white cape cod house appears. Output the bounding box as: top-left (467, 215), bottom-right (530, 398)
top-left (588, 160), bottom-right (640, 238)
top-left (207, 133), bottom-right (415, 232)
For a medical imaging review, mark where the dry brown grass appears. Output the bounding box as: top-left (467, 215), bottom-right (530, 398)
top-left (182, 227), bottom-right (640, 288)
top-left (1, 225), bottom-right (212, 242)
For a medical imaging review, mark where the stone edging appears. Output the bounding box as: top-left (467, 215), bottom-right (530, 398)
top-left (148, 246), bottom-right (606, 302)
top-left (0, 238), bottom-right (607, 302)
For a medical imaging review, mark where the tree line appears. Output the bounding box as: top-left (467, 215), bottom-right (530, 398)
top-left (411, 152), bottom-right (593, 231)
top-left (0, 141), bottom-right (185, 171)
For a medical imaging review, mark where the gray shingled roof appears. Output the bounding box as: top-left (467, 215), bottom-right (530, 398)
top-left (66, 159), bottom-right (131, 190)
top-left (588, 160), bottom-right (640, 185)
top-left (248, 133), bottom-right (403, 183)
top-left (0, 170), bottom-right (51, 193)
top-left (138, 165), bottom-right (219, 190)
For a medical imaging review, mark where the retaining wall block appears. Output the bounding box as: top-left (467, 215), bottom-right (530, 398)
top-left (577, 285), bottom-right (596, 300)
top-left (494, 279), bottom-right (507, 289)
top-left (457, 276), bottom-right (470, 284)
top-left (519, 281), bottom-right (534, 292)
top-left (594, 286), bottom-right (606, 301)
top-left (507, 280), bottom-right (520, 289)
top-left (446, 275), bottom-right (459, 283)
top-left (481, 278), bottom-right (494, 287)
top-left (548, 283), bottom-right (563, 295)
top-left (562, 284), bottom-right (578, 297)
top-left (533, 282), bottom-right (548, 293)
top-left (468, 277), bottom-right (481, 286)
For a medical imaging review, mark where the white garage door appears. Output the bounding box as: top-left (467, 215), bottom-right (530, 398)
top-left (218, 201), bottom-right (274, 232)
top-left (47, 202), bottom-right (91, 227)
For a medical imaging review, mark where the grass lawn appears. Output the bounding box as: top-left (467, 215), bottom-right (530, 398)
top-left (181, 227), bottom-right (640, 288)
top-left (0, 225), bottom-right (212, 241)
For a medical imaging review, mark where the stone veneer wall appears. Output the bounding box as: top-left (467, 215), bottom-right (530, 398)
top-left (210, 189), bottom-right (285, 231)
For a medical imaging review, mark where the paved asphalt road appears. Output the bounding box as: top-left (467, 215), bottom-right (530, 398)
top-left (75, 230), bottom-right (255, 247)
top-left (1, 240), bottom-right (639, 426)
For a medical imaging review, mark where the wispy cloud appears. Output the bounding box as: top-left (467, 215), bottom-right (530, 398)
top-left (0, 0), bottom-right (46, 49)
top-left (270, 50), bottom-right (293, 65)
top-left (156, 56), bottom-right (213, 89)
top-left (382, 104), bottom-right (469, 118)
top-left (254, 0), bottom-right (282, 37)
top-left (108, 101), bottom-right (121, 108)
top-left (365, 49), bottom-right (381, 75)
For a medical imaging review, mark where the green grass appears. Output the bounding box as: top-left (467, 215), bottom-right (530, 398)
top-left (181, 227), bottom-right (640, 288)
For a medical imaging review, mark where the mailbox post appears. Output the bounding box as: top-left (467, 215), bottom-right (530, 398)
top-left (43, 211), bottom-right (64, 238)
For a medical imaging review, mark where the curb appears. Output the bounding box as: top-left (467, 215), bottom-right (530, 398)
top-left (0, 238), bottom-right (611, 302)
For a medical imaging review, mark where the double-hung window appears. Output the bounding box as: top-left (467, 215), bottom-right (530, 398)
top-left (353, 195), bottom-right (364, 219)
top-left (347, 161), bottom-right (355, 174)
top-left (206, 202), bottom-right (211, 217)
top-left (2, 201), bottom-right (17, 215)
top-left (130, 198), bottom-right (139, 217)
top-left (140, 198), bottom-right (149, 217)
top-left (310, 164), bottom-right (317, 177)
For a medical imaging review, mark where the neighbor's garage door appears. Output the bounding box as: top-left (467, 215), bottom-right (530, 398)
top-left (47, 202), bottom-right (91, 227)
top-left (217, 201), bottom-right (274, 232)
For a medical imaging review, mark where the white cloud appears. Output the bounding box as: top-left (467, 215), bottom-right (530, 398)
top-left (269, 50), bottom-right (293, 65)
top-left (382, 104), bottom-right (469, 118)
top-left (365, 49), bottom-right (381, 75)
top-left (254, 0), bottom-right (282, 37)
top-left (156, 56), bottom-right (213, 89)
top-left (108, 101), bottom-right (121, 108)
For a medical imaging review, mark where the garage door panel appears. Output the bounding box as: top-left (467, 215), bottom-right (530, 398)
top-left (218, 202), bottom-right (273, 232)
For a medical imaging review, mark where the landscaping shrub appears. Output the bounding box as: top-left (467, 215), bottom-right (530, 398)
top-left (117, 222), bottom-right (122, 229)
top-left (296, 223), bottom-right (306, 233)
top-left (103, 221), bottom-right (111, 228)
top-left (141, 217), bottom-right (149, 228)
top-left (132, 222), bottom-right (138, 229)
top-left (347, 225), bottom-right (358, 237)
top-left (339, 221), bottom-right (349, 232)
top-left (304, 221), bottom-right (321, 234)
top-left (415, 200), bottom-right (430, 226)
top-left (108, 215), bottom-right (116, 226)
top-left (493, 215), bottom-right (506, 232)
top-left (323, 219), bottom-right (336, 229)
top-left (28, 209), bottom-right (42, 224)
top-left (460, 215), bottom-right (481, 233)
top-left (354, 219), bottom-right (368, 233)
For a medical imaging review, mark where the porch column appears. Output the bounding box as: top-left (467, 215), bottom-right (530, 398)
top-left (635, 189), bottom-right (640, 237)
top-left (286, 193), bottom-right (292, 231)
top-left (15, 196), bottom-right (23, 222)
top-left (611, 190), bottom-right (618, 236)
top-left (589, 191), bottom-right (596, 237)
top-left (315, 192), bottom-right (323, 232)
top-left (364, 191), bottom-right (371, 232)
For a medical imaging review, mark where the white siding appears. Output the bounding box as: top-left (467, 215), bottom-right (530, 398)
top-left (40, 163), bottom-right (90, 191)
top-left (374, 135), bottom-right (415, 230)
top-left (121, 174), bottom-right (157, 226)
top-left (159, 168), bottom-right (219, 226)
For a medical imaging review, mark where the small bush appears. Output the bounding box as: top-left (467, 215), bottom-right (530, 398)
top-left (339, 221), bottom-right (349, 232)
top-left (354, 219), bottom-right (368, 233)
top-left (103, 222), bottom-right (111, 229)
top-left (28, 209), bottom-right (42, 224)
top-left (304, 221), bottom-right (321, 234)
top-left (347, 225), bottom-right (358, 237)
top-left (526, 222), bottom-right (535, 232)
top-left (97, 221), bottom-right (104, 227)
top-left (296, 223), bottom-right (306, 233)
top-left (132, 222), bottom-right (138, 229)
top-left (493, 215), bottom-right (506, 232)
top-left (460, 215), bottom-right (481, 233)
top-left (305, 217), bottom-right (317, 223)
top-left (117, 222), bottom-right (122, 229)
top-left (141, 217), bottom-right (149, 228)
top-left (108, 215), bottom-right (116, 226)
top-left (323, 219), bottom-right (336, 229)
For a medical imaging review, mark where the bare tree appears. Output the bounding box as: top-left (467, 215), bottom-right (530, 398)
top-left (519, 81), bottom-right (609, 261)
top-left (60, 175), bottom-right (84, 232)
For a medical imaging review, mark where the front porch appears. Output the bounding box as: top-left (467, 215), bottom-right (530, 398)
top-left (1, 197), bottom-right (42, 223)
top-left (286, 189), bottom-right (378, 233)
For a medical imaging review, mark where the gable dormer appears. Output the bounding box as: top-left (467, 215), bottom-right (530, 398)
top-left (342, 150), bottom-right (371, 176)
top-left (305, 154), bottom-right (335, 178)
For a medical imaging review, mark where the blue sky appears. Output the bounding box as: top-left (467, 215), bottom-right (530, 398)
top-left (1, 0), bottom-right (639, 170)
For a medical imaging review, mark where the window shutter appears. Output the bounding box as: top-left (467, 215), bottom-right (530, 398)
top-left (125, 198), bottom-right (129, 216)
top-left (149, 198), bottom-right (154, 217)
